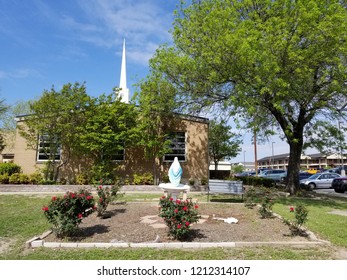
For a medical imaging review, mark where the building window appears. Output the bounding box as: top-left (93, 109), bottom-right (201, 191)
top-left (164, 132), bottom-right (186, 162)
top-left (111, 148), bottom-right (125, 161)
top-left (37, 135), bottom-right (61, 161)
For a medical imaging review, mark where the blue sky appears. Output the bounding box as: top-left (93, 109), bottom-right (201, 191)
top-left (0, 0), bottom-right (314, 163)
top-left (0, 0), bottom-right (177, 106)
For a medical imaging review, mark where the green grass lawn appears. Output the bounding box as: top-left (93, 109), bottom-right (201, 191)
top-left (0, 191), bottom-right (346, 260)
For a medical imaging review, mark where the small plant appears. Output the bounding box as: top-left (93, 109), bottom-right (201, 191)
top-left (244, 186), bottom-right (257, 208)
top-left (95, 182), bottom-right (122, 217)
top-left (200, 177), bottom-right (208, 185)
top-left (42, 189), bottom-right (96, 237)
top-left (258, 188), bottom-right (274, 218)
top-left (29, 172), bottom-right (43, 184)
top-left (159, 195), bottom-right (200, 240)
top-left (0, 162), bottom-right (22, 176)
top-left (133, 172), bottom-right (154, 185)
top-left (284, 204), bottom-right (309, 235)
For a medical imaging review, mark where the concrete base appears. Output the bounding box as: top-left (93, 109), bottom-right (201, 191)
top-left (158, 183), bottom-right (190, 200)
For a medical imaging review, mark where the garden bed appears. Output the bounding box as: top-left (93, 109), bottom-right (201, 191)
top-left (43, 202), bottom-right (316, 244)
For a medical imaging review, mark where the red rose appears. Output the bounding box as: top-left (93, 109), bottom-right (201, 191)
top-left (169, 197), bottom-right (173, 201)
top-left (176, 199), bottom-right (181, 204)
top-left (161, 196), bottom-right (166, 199)
top-left (93, 206), bottom-right (97, 210)
top-left (177, 224), bottom-right (181, 229)
top-left (185, 221), bottom-right (190, 226)
top-left (99, 186), bottom-right (102, 189)
top-left (41, 206), bottom-right (48, 211)
top-left (99, 198), bottom-right (103, 202)
top-left (290, 207), bottom-right (294, 212)
top-left (174, 209), bottom-right (178, 213)
top-left (52, 196), bottom-right (56, 201)
top-left (183, 206), bottom-right (188, 211)
top-left (194, 205), bottom-right (199, 209)
top-left (78, 213), bottom-right (83, 219)
top-left (86, 196), bottom-right (92, 200)
top-left (70, 193), bottom-right (75, 198)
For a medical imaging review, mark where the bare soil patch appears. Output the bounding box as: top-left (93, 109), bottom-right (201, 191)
top-left (43, 201), bottom-right (315, 244)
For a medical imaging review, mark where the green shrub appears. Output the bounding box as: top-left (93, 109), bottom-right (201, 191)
top-left (0, 163), bottom-right (21, 176)
top-left (76, 173), bottom-right (89, 185)
top-left (133, 172), bottom-right (154, 185)
top-left (258, 187), bottom-right (275, 218)
top-left (42, 189), bottom-right (96, 237)
top-left (161, 174), bottom-right (170, 183)
top-left (0, 173), bottom-right (9, 184)
top-left (159, 195), bottom-right (200, 240)
top-left (29, 172), bottom-right (43, 184)
top-left (9, 173), bottom-right (21, 184)
top-left (244, 187), bottom-right (257, 208)
top-left (200, 177), bottom-right (208, 185)
top-left (283, 204), bottom-right (309, 235)
top-left (8, 173), bottom-right (30, 184)
top-left (95, 183), bottom-right (122, 217)
top-left (237, 176), bottom-right (276, 188)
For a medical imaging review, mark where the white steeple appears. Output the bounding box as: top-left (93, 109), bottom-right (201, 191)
top-left (118, 38), bottom-right (129, 103)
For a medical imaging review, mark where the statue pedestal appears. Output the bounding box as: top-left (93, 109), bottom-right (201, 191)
top-left (159, 183), bottom-right (190, 201)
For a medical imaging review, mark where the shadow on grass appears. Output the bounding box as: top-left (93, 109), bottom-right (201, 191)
top-left (209, 196), bottom-right (244, 203)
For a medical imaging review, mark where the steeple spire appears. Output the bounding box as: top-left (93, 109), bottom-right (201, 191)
top-left (118, 38), bottom-right (129, 103)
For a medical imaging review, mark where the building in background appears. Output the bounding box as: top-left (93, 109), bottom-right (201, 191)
top-left (258, 153), bottom-right (347, 170)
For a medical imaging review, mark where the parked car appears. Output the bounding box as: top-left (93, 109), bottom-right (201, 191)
top-left (235, 171), bottom-right (256, 177)
top-left (280, 171), bottom-right (312, 184)
top-left (300, 172), bottom-right (341, 190)
top-left (258, 169), bottom-right (287, 182)
top-left (331, 177), bottom-right (347, 193)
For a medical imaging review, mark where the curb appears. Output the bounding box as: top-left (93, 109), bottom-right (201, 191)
top-left (26, 230), bottom-right (329, 249)
top-left (28, 239), bottom-right (328, 249)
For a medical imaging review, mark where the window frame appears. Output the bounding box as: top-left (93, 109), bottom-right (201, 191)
top-left (36, 134), bottom-right (61, 162)
top-left (163, 131), bottom-right (186, 162)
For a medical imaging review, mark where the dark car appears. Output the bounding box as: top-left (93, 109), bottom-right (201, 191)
top-left (331, 177), bottom-right (347, 193)
top-left (280, 171), bottom-right (312, 184)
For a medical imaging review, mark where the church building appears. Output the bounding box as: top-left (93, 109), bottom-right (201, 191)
top-left (10, 40), bottom-right (210, 185)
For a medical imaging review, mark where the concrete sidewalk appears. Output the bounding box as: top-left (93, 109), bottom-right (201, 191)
top-left (0, 184), bottom-right (165, 194)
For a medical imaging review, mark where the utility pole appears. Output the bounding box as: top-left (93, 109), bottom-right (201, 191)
top-left (254, 129), bottom-right (258, 175)
top-left (243, 150), bottom-right (246, 170)
top-left (272, 142), bottom-right (275, 169)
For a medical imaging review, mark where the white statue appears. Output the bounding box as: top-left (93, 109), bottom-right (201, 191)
top-left (159, 157), bottom-right (190, 200)
top-left (168, 157), bottom-right (183, 187)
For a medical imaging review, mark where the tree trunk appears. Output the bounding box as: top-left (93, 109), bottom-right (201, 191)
top-left (286, 141), bottom-right (303, 195)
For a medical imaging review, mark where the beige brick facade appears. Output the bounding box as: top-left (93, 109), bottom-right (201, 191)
top-left (12, 115), bottom-right (209, 184)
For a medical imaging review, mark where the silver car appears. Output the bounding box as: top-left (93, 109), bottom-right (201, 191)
top-left (300, 172), bottom-right (341, 190)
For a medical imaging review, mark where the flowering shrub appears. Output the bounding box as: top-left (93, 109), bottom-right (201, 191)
top-left (158, 195), bottom-right (200, 240)
top-left (244, 187), bottom-right (257, 208)
top-left (258, 188), bottom-right (274, 218)
top-left (284, 204), bottom-right (309, 234)
top-left (95, 182), bottom-right (122, 217)
top-left (42, 189), bottom-right (96, 237)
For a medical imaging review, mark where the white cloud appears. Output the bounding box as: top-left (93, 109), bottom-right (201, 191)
top-left (73, 0), bottom-right (174, 64)
top-left (0, 68), bottom-right (43, 80)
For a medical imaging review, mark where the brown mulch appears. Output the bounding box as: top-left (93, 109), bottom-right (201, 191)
top-left (43, 201), bottom-right (313, 244)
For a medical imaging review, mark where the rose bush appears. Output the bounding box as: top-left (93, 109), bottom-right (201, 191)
top-left (284, 204), bottom-right (309, 234)
top-left (42, 189), bottom-right (96, 237)
top-left (95, 182), bottom-right (122, 217)
top-left (158, 195), bottom-right (200, 240)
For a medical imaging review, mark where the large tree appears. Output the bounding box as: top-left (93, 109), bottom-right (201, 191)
top-left (209, 119), bottom-right (241, 172)
top-left (0, 98), bottom-right (9, 152)
top-left (134, 73), bottom-right (182, 184)
top-left (149, 0), bottom-right (347, 194)
top-left (18, 83), bottom-right (91, 181)
top-left (77, 91), bottom-right (138, 182)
